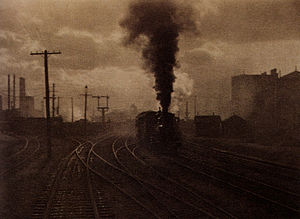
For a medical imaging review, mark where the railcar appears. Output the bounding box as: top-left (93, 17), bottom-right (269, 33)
top-left (136, 110), bottom-right (181, 153)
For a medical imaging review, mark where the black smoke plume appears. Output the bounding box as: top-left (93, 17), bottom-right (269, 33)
top-left (120, 0), bottom-right (196, 113)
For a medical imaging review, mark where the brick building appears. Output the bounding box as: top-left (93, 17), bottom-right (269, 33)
top-left (231, 68), bottom-right (300, 131)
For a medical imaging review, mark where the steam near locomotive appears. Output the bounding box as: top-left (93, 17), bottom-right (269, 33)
top-left (136, 109), bottom-right (181, 153)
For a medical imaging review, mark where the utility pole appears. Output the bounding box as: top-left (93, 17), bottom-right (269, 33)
top-left (71, 97), bottom-right (74, 122)
top-left (7, 74), bottom-right (10, 110)
top-left (80, 85), bottom-right (91, 136)
top-left (98, 95), bottom-right (109, 126)
top-left (92, 95), bottom-right (101, 108)
top-left (13, 75), bottom-right (15, 109)
top-left (30, 50), bottom-right (61, 158)
top-left (46, 83), bottom-right (57, 117)
top-left (92, 95), bottom-right (101, 122)
top-left (185, 101), bottom-right (189, 121)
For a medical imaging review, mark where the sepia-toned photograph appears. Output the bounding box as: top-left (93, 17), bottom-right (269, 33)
top-left (0, 0), bottom-right (299, 218)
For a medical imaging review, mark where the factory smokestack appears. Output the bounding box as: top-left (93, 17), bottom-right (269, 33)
top-left (120, 0), bottom-right (196, 113)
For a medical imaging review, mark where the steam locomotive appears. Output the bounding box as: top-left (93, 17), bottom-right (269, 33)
top-left (135, 110), bottom-right (181, 153)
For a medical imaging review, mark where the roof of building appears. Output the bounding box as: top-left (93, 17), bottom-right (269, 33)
top-left (223, 115), bottom-right (246, 124)
top-left (232, 73), bottom-right (278, 80)
top-left (281, 70), bottom-right (300, 80)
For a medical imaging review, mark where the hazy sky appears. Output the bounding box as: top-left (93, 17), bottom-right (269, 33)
top-left (0, 0), bottom-right (300, 120)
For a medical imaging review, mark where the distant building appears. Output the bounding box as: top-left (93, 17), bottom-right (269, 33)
top-left (222, 115), bottom-right (251, 138)
top-left (19, 77), bottom-right (35, 117)
top-left (21, 96), bottom-right (34, 117)
top-left (194, 115), bottom-right (222, 137)
top-left (231, 68), bottom-right (300, 130)
top-left (278, 70), bottom-right (300, 129)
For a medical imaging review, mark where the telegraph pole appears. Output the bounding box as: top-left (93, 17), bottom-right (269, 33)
top-left (7, 74), bottom-right (10, 110)
top-left (92, 95), bottom-right (101, 122)
top-left (71, 97), bottom-right (74, 122)
top-left (92, 95), bottom-right (101, 109)
top-left (98, 95), bottom-right (109, 126)
top-left (80, 85), bottom-right (91, 136)
top-left (30, 50), bottom-right (61, 158)
top-left (46, 83), bottom-right (57, 117)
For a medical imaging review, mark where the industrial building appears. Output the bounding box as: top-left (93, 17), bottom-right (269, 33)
top-left (19, 77), bottom-right (35, 117)
top-left (278, 70), bottom-right (300, 129)
top-left (1, 76), bottom-right (38, 119)
top-left (231, 68), bottom-right (300, 131)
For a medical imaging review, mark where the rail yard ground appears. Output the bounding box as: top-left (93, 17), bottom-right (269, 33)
top-left (0, 128), bottom-right (299, 218)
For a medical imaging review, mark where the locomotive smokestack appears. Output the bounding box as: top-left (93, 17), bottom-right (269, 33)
top-left (121, 0), bottom-right (196, 113)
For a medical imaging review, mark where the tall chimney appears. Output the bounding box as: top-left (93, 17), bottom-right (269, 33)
top-left (270, 68), bottom-right (278, 78)
top-left (8, 74), bottom-right (10, 110)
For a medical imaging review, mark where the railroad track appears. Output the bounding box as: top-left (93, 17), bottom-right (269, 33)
top-left (0, 136), bottom-right (40, 178)
top-left (184, 139), bottom-right (300, 174)
top-left (6, 135), bottom-right (29, 160)
top-left (171, 154), bottom-right (300, 214)
top-left (32, 134), bottom-right (114, 219)
top-left (90, 136), bottom-right (173, 218)
top-left (182, 139), bottom-right (300, 194)
top-left (109, 135), bottom-right (236, 218)
top-left (132, 140), bottom-right (300, 218)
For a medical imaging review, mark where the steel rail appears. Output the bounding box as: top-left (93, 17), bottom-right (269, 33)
top-left (42, 139), bottom-right (86, 219)
top-left (106, 136), bottom-right (219, 218)
top-left (183, 140), bottom-right (300, 195)
top-left (112, 138), bottom-right (180, 219)
top-left (185, 139), bottom-right (300, 172)
top-left (160, 152), bottom-right (300, 215)
top-left (86, 137), bottom-right (161, 219)
top-left (75, 140), bottom-right (101, 219)
top-left (43, 134), bottom-right (114, 219)
top-left (7, 135), bottom-right (29, 159)
top-left (124, 138), bottom-right (236, 219)
top-left (0, 137), bottom-right (41, 177)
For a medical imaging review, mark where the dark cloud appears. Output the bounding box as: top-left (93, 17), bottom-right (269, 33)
top-left (181, 49), bottom-right (214, 66)
top-left (46, 34), bottom-right (140, 70)
top-left (199, 0), bottom-right (300, 43)
top-left (0, 31), bottom-right (25, 49)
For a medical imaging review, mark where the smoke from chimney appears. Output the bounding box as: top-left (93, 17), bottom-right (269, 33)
top-left (120, 0), bottom-right (196, 113)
